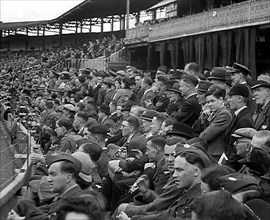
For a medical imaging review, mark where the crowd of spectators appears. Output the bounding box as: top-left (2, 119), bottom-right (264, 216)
top-left (1, 53), bottom-right (270, 220)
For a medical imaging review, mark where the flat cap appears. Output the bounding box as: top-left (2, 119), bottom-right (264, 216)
top-left (232, 127), bottom-right (257, 139)
top-left (63, 104), bottom-right (76, 112)
top-left (141, 110), bottom-right (159, 122)
top-left (72, 152), bottom-right (95, 183)
top-left (228, 84), bottom-right (249, 98)
top-left (46, 152), bottom-right (82, 174)
top-left (251, 74), bottom-right (270, 90)
top-left (103, 77), bottom-right (115, 86)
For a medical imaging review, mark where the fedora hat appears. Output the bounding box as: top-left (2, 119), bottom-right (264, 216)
top-left (208, 67), bottom-right (227, 81)
top-left (166, 82), bottom-right (181, 94)
top-left (196, 80), bottom-right (213, 93)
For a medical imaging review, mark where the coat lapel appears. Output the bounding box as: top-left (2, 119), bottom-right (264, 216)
top-left (255, 102), bottom-right (270, 130)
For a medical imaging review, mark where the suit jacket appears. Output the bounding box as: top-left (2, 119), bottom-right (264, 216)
top-left (153, 89), bottom-right (170, 112)
top-left (199, 106), bottom-right (232, 156)
top-left (175, 94), bottom-right (201, 127)
top-left (126, 180), bottom-right (182, 216)
top-left (20, 185), bottom-right (86, 220)
top-left (225, 107), bottom-right (254, 156)
top-left (254, 101), bottom-right (270, 131)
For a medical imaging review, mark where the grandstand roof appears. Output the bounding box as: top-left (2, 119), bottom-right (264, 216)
top-left (52, 0), bottom-right (162, 23)
top-left (0, 20), bottom-right (50, 31)
top-left (0, 0), bottom-right (161, 31)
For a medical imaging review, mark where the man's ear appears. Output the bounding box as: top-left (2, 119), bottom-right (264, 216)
top-left (194, 167), bottom-right (201, 177)
top-left (66, 173), bottom-right (73, 183)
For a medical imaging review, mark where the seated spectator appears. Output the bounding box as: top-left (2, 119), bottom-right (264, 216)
top-left (190, 190), bottom-right (247, 220)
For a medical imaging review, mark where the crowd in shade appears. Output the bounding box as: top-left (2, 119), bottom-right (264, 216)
top-left (1, 51), bottom-right (270, 220)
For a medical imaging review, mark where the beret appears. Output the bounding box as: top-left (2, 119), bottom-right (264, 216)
top-left (219, 173), bottom-right (260, 193)
top-left (175, 144), bottom-right (211, 167)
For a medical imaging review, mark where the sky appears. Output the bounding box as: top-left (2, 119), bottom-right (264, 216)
top-left (0, 0), bottom-right (85, 22)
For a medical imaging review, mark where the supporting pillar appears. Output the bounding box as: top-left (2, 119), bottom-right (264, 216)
top-left (42, 26), bottom-right (45, 50)
top-left (80, 21), bottom-right (83, 33)
top-left (25, 28), bottom-right (29, 50)
top-left (7, 30), bottom-right (10, 51)
top-left (0, 22), bottom-right (2, 49)
top-left (75, 21), bottom-right (78, 44)
top-left (111, 16), bottom-right (114, 32)
top-left (101, 18), bottom-right (104, 33)
top-left (126, 0), bottom-right (130, 30)
top-left (89, 19), bottom-right (92, 33)
top-left (37, 25), bottom-right (40, 36)
top-left (135, 12), bottom-right (140, 25)
top-left (59, 23), bottom-right (63, 49)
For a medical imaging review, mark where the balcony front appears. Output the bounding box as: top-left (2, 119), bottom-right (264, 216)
top-left (125, 0), bottom-right (270, 44)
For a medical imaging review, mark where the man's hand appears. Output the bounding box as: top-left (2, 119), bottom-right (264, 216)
top-left (116, 211), bottom-right (131, 220)
top-left (7, 209), bottom-right (25, 220)
top-left (30, 153), bottom-right (45, 164)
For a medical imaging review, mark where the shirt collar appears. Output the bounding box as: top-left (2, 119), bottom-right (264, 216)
top-left (60, 184), bottom-right (78, 198)
top-left (185, 93), bottom-right (197, 100)
top-left (234, 106), bottom-right (247, 116)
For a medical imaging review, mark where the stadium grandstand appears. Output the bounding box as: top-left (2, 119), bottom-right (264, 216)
top-left (0, 0), bottom-right (270, 220)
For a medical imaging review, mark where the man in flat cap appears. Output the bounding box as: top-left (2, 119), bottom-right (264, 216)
top-left (225, 84), bottom-right (255, 170)
top-left (231, 127), bottom-right (257, 160)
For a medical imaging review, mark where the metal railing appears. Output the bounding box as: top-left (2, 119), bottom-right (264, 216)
top-left (0, 104), bottom-right (34, 220)
top-left (59, 47), bottom-right (130, 71)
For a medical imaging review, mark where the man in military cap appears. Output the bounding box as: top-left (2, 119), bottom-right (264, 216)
top-left (231, 63), bottom-right (251, 86)
top-left (230, 63), bottom-right (256, 114)
top-left (8, 153), bottom-right (88, 220)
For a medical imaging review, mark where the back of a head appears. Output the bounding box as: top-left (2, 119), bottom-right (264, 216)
top-left (185, 62), bottom-right (199, 76)
top-left (126, 115), bottom-right (140, 131)
top-left (190, 190), bottom-right (246, 220)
